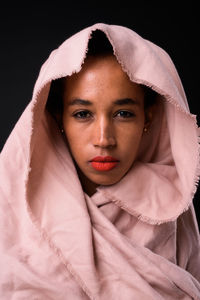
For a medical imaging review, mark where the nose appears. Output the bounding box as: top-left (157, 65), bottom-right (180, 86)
top-left (93, 116), bottom-right (116, 148)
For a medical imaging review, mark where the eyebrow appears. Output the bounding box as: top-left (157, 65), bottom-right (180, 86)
top-left (114, 98), bottom-right (139, 106)
top-left (68, 98), bottom-right (140, 106)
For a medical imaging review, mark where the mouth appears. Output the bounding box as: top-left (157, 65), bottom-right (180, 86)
top-left (89, 156), bottom-right (119, 171)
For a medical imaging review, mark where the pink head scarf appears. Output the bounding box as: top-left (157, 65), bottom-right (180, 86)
top-left (0, 23), bottom-right (200, 299)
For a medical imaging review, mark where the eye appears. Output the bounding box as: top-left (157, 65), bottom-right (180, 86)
top-left (72, 110), bottom-right (92, 119)
top-left (115, 110), bottom-right (135, 118)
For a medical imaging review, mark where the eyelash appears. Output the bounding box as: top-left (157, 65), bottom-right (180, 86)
top-left (72, 110), bottom-right (135, 120)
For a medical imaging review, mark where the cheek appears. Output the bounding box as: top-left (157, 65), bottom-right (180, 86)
top-left (63, 121), bottom-right (89, 160)
top-left (118, 124), bottom-right (144, 158)
top-left (125, 136), bottom-right (142, 156)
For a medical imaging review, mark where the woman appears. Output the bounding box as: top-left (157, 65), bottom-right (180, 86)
top-left (0, 23), bottom-right (200, 299)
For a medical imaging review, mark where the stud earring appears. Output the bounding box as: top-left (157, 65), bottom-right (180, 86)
top-left (60, 128), bottom-right (64, 134)
top-left (143, 127), bottom-right (148, 133)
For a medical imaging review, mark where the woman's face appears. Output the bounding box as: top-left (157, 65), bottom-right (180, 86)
top-left (62, 55), bottom-right (147, 195)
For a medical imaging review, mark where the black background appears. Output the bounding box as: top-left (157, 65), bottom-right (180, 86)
top-left (0, 1), bottom-right (199, 226)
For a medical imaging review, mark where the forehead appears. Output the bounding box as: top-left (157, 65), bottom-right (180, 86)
top-left (63, 55), bottom-right (145, 101)
top-left (67, 55), bottom-right (126, 83)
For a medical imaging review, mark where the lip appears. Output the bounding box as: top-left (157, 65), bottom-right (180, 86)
top-left (90, 156), bottom-right (119, 162)
top-left (90, 156), bottom-right (119, 171)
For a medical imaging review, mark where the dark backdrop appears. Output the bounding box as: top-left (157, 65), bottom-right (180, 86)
top-left (0, 1), bottom-right (199, 226)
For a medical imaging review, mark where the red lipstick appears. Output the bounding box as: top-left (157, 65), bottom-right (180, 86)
top-left (90, 156), bottom-right (119, 171)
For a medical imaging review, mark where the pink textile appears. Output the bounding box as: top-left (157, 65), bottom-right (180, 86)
top-left (0, 23), bottom-right (200, 299)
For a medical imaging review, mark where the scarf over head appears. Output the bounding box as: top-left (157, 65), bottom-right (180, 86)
top-left (0, 23), bottom-right (200, 299)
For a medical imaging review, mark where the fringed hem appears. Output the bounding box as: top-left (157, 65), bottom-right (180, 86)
top-left (100, 27), bottom-right (200, 222)
top-left (192, 128), bottom-right (200, 197)
top-left (100, 190), bottom-right (195, 226)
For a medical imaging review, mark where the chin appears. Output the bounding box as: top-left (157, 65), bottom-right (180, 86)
top-left (91, 175), bottom-right (122, 186)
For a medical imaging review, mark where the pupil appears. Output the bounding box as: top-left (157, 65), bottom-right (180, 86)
top-left (80, 111), bottom-right (87, 117)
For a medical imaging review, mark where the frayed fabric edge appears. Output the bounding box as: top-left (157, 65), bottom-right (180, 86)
top-left (100, 190), bottom-right (195, 226)
top-left (26, 25), bottom-right (100, 169)
top-left (93, 27), bottom-right (200, 200)
top-left (193, 131), bottom-right (200, 195)
top-left (100, 28), bottom-right (200, 222)
top-left (94, 26), bottom-right (190, 116)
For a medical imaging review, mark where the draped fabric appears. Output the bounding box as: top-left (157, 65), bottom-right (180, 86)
top-left (0, 23), bottom-right (200, 299)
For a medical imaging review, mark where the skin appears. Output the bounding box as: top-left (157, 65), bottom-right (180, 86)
top-left (61, 55), bottom-right (153, 196)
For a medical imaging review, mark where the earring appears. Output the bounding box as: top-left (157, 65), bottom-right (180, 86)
top-left (61, 128), bottom-right (64, 134)
top-left (143, 127), bottom-right (148, 133)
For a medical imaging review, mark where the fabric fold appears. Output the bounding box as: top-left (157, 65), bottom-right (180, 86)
top-left (0, 23), bottom-right (200, 299)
